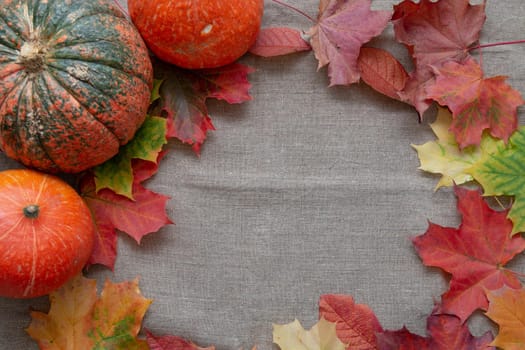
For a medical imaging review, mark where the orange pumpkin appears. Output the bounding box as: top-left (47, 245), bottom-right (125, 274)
top-left (129, 0), bottom-right (264, 69)
top-left (0, 169), bottom-right (94, 298)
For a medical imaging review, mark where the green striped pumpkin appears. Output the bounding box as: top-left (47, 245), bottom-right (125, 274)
top-left (0, 0), bottom-right (153, 173)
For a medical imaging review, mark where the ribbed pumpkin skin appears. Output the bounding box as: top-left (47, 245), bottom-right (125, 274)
top-left (0, 169), bottom-right (95, 298)
top-left (0, 0), bottom-right (153, 173)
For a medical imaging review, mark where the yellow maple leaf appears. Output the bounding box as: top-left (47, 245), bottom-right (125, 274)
top-left (26, 274), bottom-right (152, 350)
top-left (412, 107), bottom-right (501, 190)
top-left (273, 318), bottom-right (346, 350)
top-left (486, 287), bottom-right (525, 350)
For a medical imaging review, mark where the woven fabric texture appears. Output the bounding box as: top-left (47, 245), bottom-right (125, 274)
top-left (1, 1), bottom-right (524, 349)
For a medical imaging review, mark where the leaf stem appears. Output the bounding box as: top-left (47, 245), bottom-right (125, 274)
top-left (510, 268), bottom-right (525, 280)
top-left (112, 0), bottom-right (129, 17)
top-left (470, 39), bottom-right (525, 51)
top-left (271, 0), bottom-right (317, 23)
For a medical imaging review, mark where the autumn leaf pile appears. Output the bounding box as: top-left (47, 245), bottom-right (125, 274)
top-left (19, 0), bottom-right (525, 349)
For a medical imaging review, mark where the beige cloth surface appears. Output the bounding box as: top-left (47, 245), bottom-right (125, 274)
top-left (1, 1), bottom-right (525, 349)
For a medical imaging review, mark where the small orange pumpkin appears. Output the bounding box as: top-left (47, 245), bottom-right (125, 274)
top-left (129, 0), bottom-right (264, 69)
top-left (0, 169), bottom-right (94, 298)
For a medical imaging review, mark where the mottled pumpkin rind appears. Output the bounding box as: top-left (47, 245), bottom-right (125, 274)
top-left (0, 169), bottom-right (95, 298)
top-left (0, 0), bottom-right (153, 173)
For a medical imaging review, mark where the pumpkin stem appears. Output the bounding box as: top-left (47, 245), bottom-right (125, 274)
top-left (23, 205), bottom-right (40, 219)
top-left (19, 40), bottom-right (48, 74)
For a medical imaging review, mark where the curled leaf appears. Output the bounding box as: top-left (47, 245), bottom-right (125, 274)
top-left (94, 116), bottom-right (168, 199)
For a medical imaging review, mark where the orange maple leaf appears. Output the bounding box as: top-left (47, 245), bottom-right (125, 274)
top-left (26, 274), bottom-right (152, 350)
top-left (486, 287), bottom-right (525, 350)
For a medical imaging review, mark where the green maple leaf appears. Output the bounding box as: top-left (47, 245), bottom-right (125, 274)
top-left (413, 107), bottom-right (502, 190)
top-left (94, 116), bottom-right (167, 199)
top-left (470, 127), bottom-right (525, 234)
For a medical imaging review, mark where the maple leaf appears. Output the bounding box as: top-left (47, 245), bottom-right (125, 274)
top-left (81, 170), bottom-right (172, 269)
top-left (469, 127), bottom-right (525, 234)
top-left (153, 60), bottom-right (254, 154)
top-left (94, 116), bottom-right (168, 199)
top-left (357, 47), bottom-right (408, 102)
top-left (412, 186), bottom-right (525, 322)
top-left (399, 69), bottom-right (442, 120)
top-left (412, 107), bottom-right (501, 190)
top-left (319, 294), bottom-right (383, 349)
top-left (377, 311), bottom-right (494, 350)
top-left (392, 0), bottom-right (486, 115)
top-left (196, 64), bottom-right (255, 104)
top-left (376, 327), bottom-right (429, 350)
top-left (273, 318), bottom-right (346, 350)
top-left (146, 329), bottom-right (215, 350)
top-left (306, 0), bottom-right (392, 86)
top-left (427, 57), bottom-right (524, 148)
top-left (424, 312), bottom-right (494, 350)
top-left (26, 274), bottom-right (151, 350)
top-left (249, 27), bottom-right (312, 57)
top-left (87, 211), bottom-right (117, 269)
top-left (486, 287), bottom-right (525, 350)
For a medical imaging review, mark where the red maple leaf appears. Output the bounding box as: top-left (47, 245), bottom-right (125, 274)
top-left (146, 329), bottom-right (214, 350)
top-left (197, 64), bottom-right (255, 104)
top-left (427, 57), bottom-right (524, 148)
top-left (85, 211), bottom-right (117, 269)
top-left (306, 0), bottom-right (392, 86)
top-left (412, 186), bottom-right (525, 322)
top-left (153, 61), bottom-right (254, 154)
top-left (377, 327), bottom-right (429, 350)
top-left (319, 294), bottom-right (383, 349)
top-left (81, 159), bottom-right (172, 269)
top-left (249, 27), bottom-right (312, 57)
top-left (377, 311), bottom-right (494, 350)
top-left (392, 0), bottom-right (486, 115)
top-left (132, 154), bottom-right (164, 183)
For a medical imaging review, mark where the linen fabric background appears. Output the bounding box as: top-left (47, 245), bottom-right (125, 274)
top-left (1, 1), bottom-right (524, 349)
